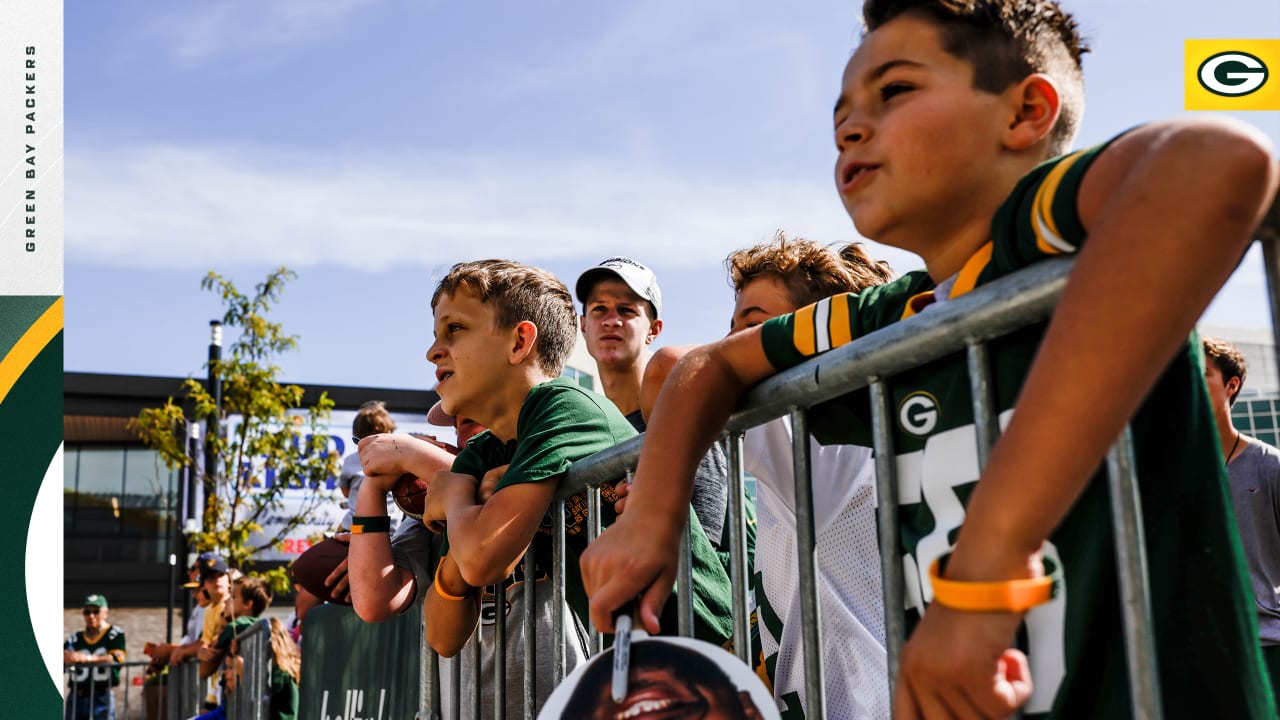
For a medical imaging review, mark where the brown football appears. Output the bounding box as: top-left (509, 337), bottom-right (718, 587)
top-left (289, 537), bottom-right (352, 605)
top-left (392, 473), bottom-right (428, 520)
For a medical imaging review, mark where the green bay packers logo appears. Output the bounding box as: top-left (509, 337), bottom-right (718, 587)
top-left (898, 391), bottom-right (939, 437)
top-left (1185, 40), bottom-right (1280, 111)
top-left (1198, 51), bottom-right (1269, 96)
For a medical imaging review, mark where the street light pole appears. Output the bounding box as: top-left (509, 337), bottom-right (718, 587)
top-left (203, 320), bottom-right (222, 533)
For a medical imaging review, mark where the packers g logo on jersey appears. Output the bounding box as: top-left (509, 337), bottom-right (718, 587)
top-left (898, 391), bottom-right (939, 437)
top-left (1185, 40), bottom-right (1280, 110)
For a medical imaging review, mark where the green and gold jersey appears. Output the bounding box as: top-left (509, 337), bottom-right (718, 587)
top-left (449, 377), bottom-right (733, 645)
top-left (760, 141), bottom-right (1275, 718)
top-left (66, 624), bottom-right (126, 690)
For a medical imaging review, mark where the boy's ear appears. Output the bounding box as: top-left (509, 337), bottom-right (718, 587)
top-left (1002, 73), bottom-right (1061, 152)
top-left (646, 318), bottom-right (663, 344)
top-left (509, 320), bottom-right (539, 365)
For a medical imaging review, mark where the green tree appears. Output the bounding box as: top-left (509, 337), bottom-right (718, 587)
top-left (131, 267), bottom-right (339, 592)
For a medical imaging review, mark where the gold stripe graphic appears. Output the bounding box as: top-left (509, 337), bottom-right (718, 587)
top-left (0, 297), bottom-right (63, 406)
top-left (793, 303), bottom-right (816, 356)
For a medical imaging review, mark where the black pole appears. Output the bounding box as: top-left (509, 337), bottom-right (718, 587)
top-left (203, 320), bottom-right (222, 534)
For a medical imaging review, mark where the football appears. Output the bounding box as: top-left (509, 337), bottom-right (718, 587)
top-left (289, 537), bottom-right (352, 605)
top-left (392, 473), bottom-right (428, 520)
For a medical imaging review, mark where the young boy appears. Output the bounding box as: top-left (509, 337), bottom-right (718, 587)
top-left (582, 1), bottom-right (1280, 717)
top-left (638, 234), bottom-right (896, 718)
top-left (200, 576), bottom-right (299, 719)
top-left (357, 259), bottom-right (733, 717)
top-left (576, 257), bottom-right (734, 553)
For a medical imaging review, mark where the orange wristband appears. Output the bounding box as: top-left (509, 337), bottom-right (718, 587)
top-left (433, 559), bottom-right (473, 602)
top-left (929, 555), bottom-right (1058, 612)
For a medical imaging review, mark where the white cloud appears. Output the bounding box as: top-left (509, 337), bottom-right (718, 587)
top-left (144, 0), bottom-right (382, 63)
top-left (68, 141), bottom-right (915, 273)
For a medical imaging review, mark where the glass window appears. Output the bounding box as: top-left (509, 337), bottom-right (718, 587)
top-left (122, 449), bottom-right (176, 510)
top-left (75, 448), bottom-right (125, 497)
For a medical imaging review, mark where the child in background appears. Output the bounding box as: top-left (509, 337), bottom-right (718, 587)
top-left (635, 234), bottom-right (895, 718)
top-left (583, 0), bottom-right (1279, 716)
top-left (357, 259), bottom-right (732, 717)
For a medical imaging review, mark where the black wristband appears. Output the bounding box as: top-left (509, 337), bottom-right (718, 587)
top-left (350, 515), bottom-right (391, 534)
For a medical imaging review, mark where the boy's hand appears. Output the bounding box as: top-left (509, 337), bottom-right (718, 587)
top-left (895, 604), bottom-right (1031, 719)
top-left (612, 480), bottom-right (631, 514)
top-left (477, 464), bottom-right (508, 504)
top-left (324, 557), bottom-right (351, 602)
top-left (358, 434), bottom-right (426, 487)
top-left (423, 471), bottom-right (479, 529)
top-left (580, 510), bottom-right (682, 635)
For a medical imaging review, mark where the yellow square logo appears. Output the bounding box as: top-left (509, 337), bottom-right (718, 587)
top-left (1185, 40), bottom-right (1280, 110)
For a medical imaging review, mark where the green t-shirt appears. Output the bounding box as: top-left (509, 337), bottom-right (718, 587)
top-left (216, 615), bottom-right (298, 720)
top-left (215, 615), bottom-right (259, 649)
top-left (66, 624), bottom-right (126, 690)
top-left (268, 666), bottom-right (299, 720)
top-left (447, 377), bottom-right (733, 644)
top-left (759, 140), bottom-right (1275, 718)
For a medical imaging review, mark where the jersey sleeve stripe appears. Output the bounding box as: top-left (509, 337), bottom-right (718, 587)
top-left (1032, 150), bottom-right (1085, 254)
top-left (951, 242), bottom-right (994, 299)
top-left (828, 293), bottom-right (853, 349)
top-left (793, 303), bottom-right (817, 356)
top-left (814, 298), bottom-right (832, 353)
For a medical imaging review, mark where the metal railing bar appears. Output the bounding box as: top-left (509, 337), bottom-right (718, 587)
top-left (870, 378), bottom-right (905, 715)
top-left (558, 257), bottom-right (1075, 499)
top-left (524, 542), bottom-right (536, 720)
top-left (1106, 426), bottom-right (1163, 720)
top-left (967, 341), bottom-right (999, 470)
top-left (495, 576), bottom-right (507, 720)
top-left (726, 432), bottom-right (753, 664)
top-left (678, 518), bottom-right (694, 637)
top-left (553, 500), bottom-right (567, 683)
top-left (791, 408), bottom-right (827, 719)
top-left (588, 487), bottom-right (604, 654)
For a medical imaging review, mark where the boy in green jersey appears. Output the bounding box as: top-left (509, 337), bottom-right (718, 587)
top-left (356, 259), bottom-right (732, 717)
top-left (582, 1), bottom-right (1280, 717)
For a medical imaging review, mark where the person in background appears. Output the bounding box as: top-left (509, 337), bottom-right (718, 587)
top-left (1204, 335), bottom-right (1280, 697)
top-left (64, 593), bottom-right (126, 720)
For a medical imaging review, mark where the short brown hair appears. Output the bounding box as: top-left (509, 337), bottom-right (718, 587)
top-left (352, 400), bottom-right (396, 439)
top-left (726, 231), bottom-right (895, 308)
top-left (431, 260), bottom-right (577, 376)
top-left (237, 576), bottom-right (273, 617)
top-left (1203, 335), bottom-right (1248, 406)
top-left (862, 0), bottom-right (1088, 156)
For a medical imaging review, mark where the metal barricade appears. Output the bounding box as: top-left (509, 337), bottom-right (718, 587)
top-left (225, 618), bottom-right (272, 720)
top-left (415, 225), bottom-right (1279, 719)
top-left (167, 658), bottom-right (204, 720)
top-left (63, 660), bottom-right (150, 720)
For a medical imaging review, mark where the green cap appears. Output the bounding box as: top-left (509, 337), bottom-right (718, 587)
top-left (83, 594), bottom-right (109, 609)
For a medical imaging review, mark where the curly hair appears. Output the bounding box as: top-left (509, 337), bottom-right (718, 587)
top-left (726, 231), bottom-right (895, 307)
top-left (431, 260), bottom-right (578, 376)
top-left (862, 0), bottom-right (1089, 155)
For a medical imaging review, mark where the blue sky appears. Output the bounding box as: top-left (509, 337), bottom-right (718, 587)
top-left (64, 0), bottom-right (1280, 391)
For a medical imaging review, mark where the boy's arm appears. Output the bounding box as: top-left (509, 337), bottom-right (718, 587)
top-left (422, 554), bottom-right (481, 657)
top-left (348, 475), bottom-right (420, 622)
top-left (348, 436), bottom-right (456, 622)
top-left (897, 117), bottom-right (1278, 718)
top-left (639, 344), bottom-right (694, 424)
top-left (581, 330), bottom-right (775, 634)
top-left (430, 470), bottom-right (556, 587)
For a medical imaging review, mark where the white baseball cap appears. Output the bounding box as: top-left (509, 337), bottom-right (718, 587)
top-left (575, 257), bottom-right (663, 318)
